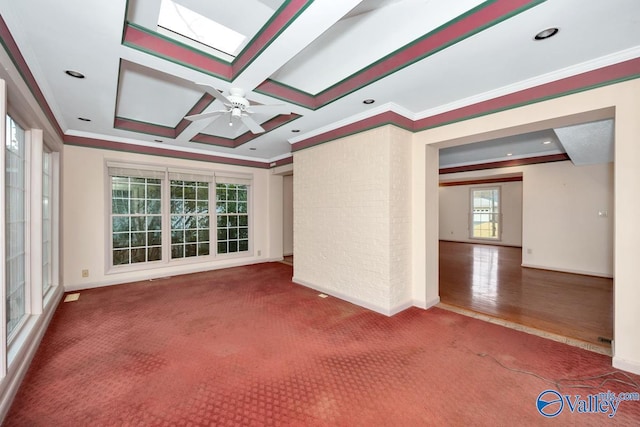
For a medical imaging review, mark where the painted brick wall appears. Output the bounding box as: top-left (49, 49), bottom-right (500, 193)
top-left (388, 126), bottom-right (413, 310)
top-left (293, 125), bottom-right (412, 314)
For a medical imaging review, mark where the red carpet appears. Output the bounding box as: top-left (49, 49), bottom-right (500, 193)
top-left (5, 262), bottom-right (640, 425)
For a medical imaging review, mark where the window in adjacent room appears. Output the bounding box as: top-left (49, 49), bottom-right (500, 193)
top-left (470, 187), bottom-right (501, 240)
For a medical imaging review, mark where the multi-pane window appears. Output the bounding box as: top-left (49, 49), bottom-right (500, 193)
top-left (470, 187), bottom-right (500, 240)
top-left (108, 167), bottom-right (251, 268)
top-left (111, 176), bottom-right (163, 266)
top-left (170, 180), bottom-right (210, 259)
top-left (5, 116), bottom-right (27, 336)
top-left (42, 151), bottom-right (52, 296)
top-left (216, 183), bottom-right (249, 254)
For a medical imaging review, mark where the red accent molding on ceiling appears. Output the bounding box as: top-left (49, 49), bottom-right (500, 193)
top-left (114, 93), bottom-right (215, 139)
top-left (64, 135), bottom-right (270, 169)
top-left (291, 57), bottom-right (640, 152)
top-left (190, 113), bottom-right (300, 148)
top-left (122, 0), bottom-right (313, 81)
top-left (114, 117), bottom-right (177, 138)
top-left (231, 0), bottom-right (312, 76)
top-left (271, 156), bottom-right (293, 168)
top-left (292, 111), bottom-right (414, 152)
top-left (439, 176), bottom-right (523, 186)
top-left (123, 24), bottom-right (232, 80)
top-left (257, 0), bottom-right (544, 109)
top-left (439, 153), bottom-right (570, 175)
top-left (415, 57), bottom-right (640, 130)
top-left (0, 16), bottom-right (63, 138)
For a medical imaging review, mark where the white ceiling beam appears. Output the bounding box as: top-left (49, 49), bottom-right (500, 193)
top-left (232, 1), bottom-right (366, 92)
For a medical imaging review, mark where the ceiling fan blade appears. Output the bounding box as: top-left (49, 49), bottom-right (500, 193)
top-left (184, 111), bottom-right (226, 121)
top-left (194, 83), bottom-right (232, 104)
top-left (247, 104), bottom-right (291, 115)
top-left (240, 115), bottom-right (265, 134)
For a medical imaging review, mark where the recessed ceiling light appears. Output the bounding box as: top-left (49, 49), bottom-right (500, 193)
top-left (542, 140), bottom-right (552, 145)
top-left (506, 153), bottom-right (513, 156)
top-left (363, 99), bottom-right (375, 104)
top-left (77, 117), bottom-right (91, 122)
top-left (534, 27), bottom-right (559, 41)
top-left (65, 70), bottom-right (85, 78)
top-left (249, 147), bottom-right (257, 151)
top-left (291, 129), bottom-right (300, 133)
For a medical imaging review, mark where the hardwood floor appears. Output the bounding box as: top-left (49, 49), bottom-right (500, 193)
top-left (439, 241), bottom-right (613, 348)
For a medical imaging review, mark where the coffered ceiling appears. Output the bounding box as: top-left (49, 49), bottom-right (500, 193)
top-left (0, 0), bottom-right (639, 167)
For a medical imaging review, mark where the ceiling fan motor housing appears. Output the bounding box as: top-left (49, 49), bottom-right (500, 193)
top-left (228, 88), bottom-right (250, 111)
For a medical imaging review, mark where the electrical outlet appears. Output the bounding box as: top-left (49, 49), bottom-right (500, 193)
top-left (82, 269), bottom-right (89, 278)
top-left (257, 250), bottom-right (261, 256)
top-left (527, 248), bottom-right (532, 255)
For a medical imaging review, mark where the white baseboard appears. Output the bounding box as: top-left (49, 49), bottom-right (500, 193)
top-left (411, 297), bottom-right (440, 310)
top-left (0, 285), bottom-right (64, 421)
top-left (293, 277), bottom-right (417, 317)
top-left (388, 300), bottom-right (414, 316)
top-left (65, 258), bottom-right (283, 292)
top-left (521, 263), bottom-right (613, 278)
top-left (613, 356), bottom-right (640, 375)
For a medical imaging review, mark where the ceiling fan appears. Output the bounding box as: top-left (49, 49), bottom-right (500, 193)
top-left (184, 84), bottom-right (291, 134)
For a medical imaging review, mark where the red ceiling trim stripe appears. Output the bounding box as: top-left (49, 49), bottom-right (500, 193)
top-left (257, 0), bottom-right (543, 109)
top-left (123, 24), bottom-right (232, 80)
top-left (272, 156), bottom-right (293, 167)
top-left (191, 113), bottom-right (301, 148)
top-left (122, 1), bottom-right (312, 82)
top-left (415, 57), bottom-right (640, 130)
top-left (292, 58), bottom-right (640, 153)
top-left (175, 93), bottom-right (215, 136)
top-left (292, 111), bottom-right (414, 152)
top-left (439, 176), bottom-right (523, 186)
top-left (255, 79), bottom-right (318, 109)
top-left (0, 15), bottom-right (64, 138)
top-left (114, 117), bottom-right (177, 138)
top-left (232, 0), bottom-right (312, 75)
top-left (313, 0), bottom-right (539, 107)
top-left (439, 154), bottom-right (569, 174)
top-left (64, 135), bottom-right (269, 169)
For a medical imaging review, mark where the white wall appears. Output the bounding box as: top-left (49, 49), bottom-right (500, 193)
top-left (522, 161), bottom-right (613, 276)
top-left (439, 181), bottom-right (523, 246)
top-left (282, 175), bottom-right (293, 256)
top-left (293, 125), bottom-right (412, 315)
top-left (62, 145), bottom-right (280, 290)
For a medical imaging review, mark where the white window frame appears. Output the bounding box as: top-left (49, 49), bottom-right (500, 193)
top-left (469, 186), bottom-right (502, 241)
top-left (105, 161), bottom-right (253, 274)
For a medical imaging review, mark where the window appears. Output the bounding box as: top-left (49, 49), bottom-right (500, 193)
top-left (216, 183), bottom-right (249, 254)
top-left (157, 0), bottom-right (246, 56)
top-left (108, 165), bottom-right (251, 269)
top-left (110, 175), bottom-right (163, 266)
top-left (170, 179), bottom-right (211, 259)
top-left (5, 116), bottom-right (27, 337)
top-left (42, 151), bottom-right (52, 296)
top-left (470, 187), bottom-right (500, 240)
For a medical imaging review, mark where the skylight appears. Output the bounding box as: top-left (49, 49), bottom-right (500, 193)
top-left (158, 0), bottom-right (246, 56)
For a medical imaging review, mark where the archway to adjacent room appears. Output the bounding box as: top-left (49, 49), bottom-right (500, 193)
top-left (430, 109), bottom-right (615, 354)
